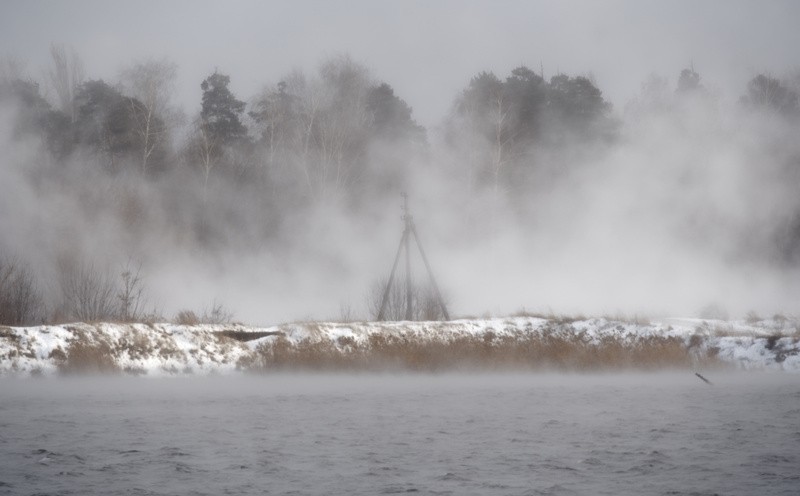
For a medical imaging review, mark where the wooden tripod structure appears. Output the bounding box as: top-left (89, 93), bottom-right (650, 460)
top-left (378, 193), bottom-right (450, 321)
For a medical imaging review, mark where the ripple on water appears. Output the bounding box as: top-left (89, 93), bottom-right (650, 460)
top-left (380, 485), bottom-right (419, 493)
top-left (1, 374), bottom-right (798, 496)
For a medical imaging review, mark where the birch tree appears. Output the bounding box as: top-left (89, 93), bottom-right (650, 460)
top-left (251, 57), bottom-right (373, 201)
top-left (46, 43), bottom-right (84, 123)
top-left (120, 58), bottom-right (178, 175)
top-left (192, 116), bottom-right (219, 202)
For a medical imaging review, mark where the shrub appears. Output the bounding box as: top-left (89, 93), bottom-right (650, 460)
top-left (116, 259), bottom-right (148, 322)
top-left (57, 259), bottom-right (117, 322)
top-left (54, 257), bottom-right (153, 323)
top-left (175, 310), bottom-right (200, 325)
top-left (173, 300), bottom-right (233, 325)
top-left (0, 255), bottom-right (44, 326)
top-left (58, 340), bottom-right (119, 375)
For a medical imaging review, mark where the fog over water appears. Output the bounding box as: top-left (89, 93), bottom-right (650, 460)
top-left (2, 1), bottom-right (800, 324)
top-left (1, 374), bottom-right (798, 495)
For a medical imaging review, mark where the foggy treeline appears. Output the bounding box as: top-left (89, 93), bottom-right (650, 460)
top-left (2, 45), bottom-right (800, 325)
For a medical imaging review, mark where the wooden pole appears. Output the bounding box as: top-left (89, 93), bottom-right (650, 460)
top-left (410, 224), bottom-right (450, 321)
top-left (403, 193), bottom-right (413, 320)
top-left (377, 229), bottom-right (407, 321)
top-left (378, 192), bottom-right (449, 322)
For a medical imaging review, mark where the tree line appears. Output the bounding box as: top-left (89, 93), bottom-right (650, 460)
top-left (1, 45), bottom-right (800, 325)
top-left (3, 48), bottom-right (798, 204)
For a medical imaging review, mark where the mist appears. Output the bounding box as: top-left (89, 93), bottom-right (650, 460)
top-left (2, 1), bottom-right (800, 325)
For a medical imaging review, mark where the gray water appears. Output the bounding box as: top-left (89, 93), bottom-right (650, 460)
top-left (0, 373), bottom-right (798, 496)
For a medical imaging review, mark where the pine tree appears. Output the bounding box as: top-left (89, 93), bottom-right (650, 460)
top-left (200, 71), bottom-right (247, 146)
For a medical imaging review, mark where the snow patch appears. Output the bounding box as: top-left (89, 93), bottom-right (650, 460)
top-left (1, 317), bottom-right (798, 376)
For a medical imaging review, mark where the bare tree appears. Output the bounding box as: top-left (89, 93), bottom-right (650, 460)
top-left (0, 54), bottom-right (27, 84)
top-left (488, 89), bottom-right (516, 198)
top-left (367, 277), bottom-right (447, 322)
top-left (742, 74), bottom-right (799, 116)
top-left (367, 277), bottom-right (404, 321)
top-left (291, 70), bottom-right (324, 196)
top-left (0, 256), bottom-right (44, 325)
top-left (190, 116), bottom-right (220, 203)
top-left (116, 258), bottom-right (147, 322)
top-left (314, 55), bottom-right (372, 198)
top-left (58, 260), bottom-right (117, 322)
top-left (265, 56), bottom-right (373, 201)
top-left (46, 43), bottom-right (84, 123)
top-left (249, 79), bottom-right (302, 191)
top-left (202, 299), bottom-right (233, 324)
top-left (456, 73), bottom-right (517, 195)
top-left (120, 58), bottom-right (178, 175)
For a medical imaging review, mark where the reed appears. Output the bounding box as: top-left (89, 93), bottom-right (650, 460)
top-left (249, 332), bottom-right (719, 372)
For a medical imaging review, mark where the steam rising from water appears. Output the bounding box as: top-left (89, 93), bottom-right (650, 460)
top-left (3, 85), bottom-right (800, 323)
top-left (2, 4), bottom-right (800, 324)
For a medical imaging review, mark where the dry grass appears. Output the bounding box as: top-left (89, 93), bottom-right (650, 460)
top-left (1, 320), bottom-right (735, 375)
top-left (117, 327), bottom-right (155, 360)
top-left (249, 332), bottom-right (717, 372)
top-left (43, 325), bottom-right (119, 375)
top-left (55, 339), bottom-right (119, 374)
top-left (173, 301), bottom-right (233, 325)
top-left (174, 310), bottom-right (200, 326)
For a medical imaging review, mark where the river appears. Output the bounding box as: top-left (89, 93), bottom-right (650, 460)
top-left (0, 373), bottom-right (798, 495)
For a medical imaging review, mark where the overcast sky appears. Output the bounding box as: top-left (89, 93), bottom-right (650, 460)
top-left (2, 0), bottom-right (799, 127)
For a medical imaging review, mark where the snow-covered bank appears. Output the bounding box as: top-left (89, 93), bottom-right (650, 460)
top-left (1, 317), bottom-right (799, 376)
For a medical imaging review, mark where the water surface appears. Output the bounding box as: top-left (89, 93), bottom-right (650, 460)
top-left (0, 373), bottom-right (798, 495)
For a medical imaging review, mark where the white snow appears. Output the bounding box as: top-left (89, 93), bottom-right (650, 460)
top-left (1, 317), bottom-right (798, 376)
